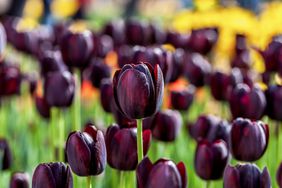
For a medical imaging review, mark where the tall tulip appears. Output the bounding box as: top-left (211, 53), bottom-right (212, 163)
top-left (10, 172), bottom-right (29, 188)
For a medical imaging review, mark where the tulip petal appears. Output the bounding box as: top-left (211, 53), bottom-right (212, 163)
top-left (142, 130), bottom-right (152, 155)
top-left (261, 167), bottom-right (271, 188)
top-left (177, 162), bottom-right (187, 188)
top-left (32, 164), bottom-right (56, 188)
top-left (136, 157), bottom-right (153, 188)
top-left (223, 165), bottom-right (240, 188)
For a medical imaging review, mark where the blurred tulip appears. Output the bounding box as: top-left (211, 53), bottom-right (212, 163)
top-left (66, 125), bottom-right (106, 176)
top-left (0, 61), bottom-right (21, 96)
top-left (125, 19), bottom-right (150, 46)
top-left (148, 23), bottom-right (166, 45)
top-left (265, 85), bottom-right (282, 121)
top-left (12, 30), bottom-right (36, 54)
top-left (10, 172), bottom-right (29, 188)
top-left (231, 50), bottom-right (252, 69)
top-left (277, 162), bottom-right (282, 188)
top-left (105, 124), bottom-right (151, 170)
top-left (44, 71), bottom-right (75, 107)
top-left (169, 48), bottom-right (185, 83)
top-left (137, 157), bottom-right (187, 188)
top-left (117, 45), bottom-right (134, 68)
top-left (92, 34), bottom-right (113, 58)
top-left (223, 163), bottom-right (271, 188)
top-left (100, 78), bottom-right (113, 113)
top-left (151, 109), bottom-right (182, 142)
top-left (113, 63), bottom-right (164, 119)
top-left (84, 58), bottom-right (111, 88)
top-left (209, 71), bottom-right (231, 101)
top-left (0, 138), bottom-right (12, 170)
top-left (195, 139), bottom-right (228, 180)
top-left (60, 29), bottom-right (93, 68)
top-left (32, 162), bottom-right (73, 188)
top-left (166, 31), bottom-right (190, 49)
top-left (53, 21), bottom-right (69, 46)
top-left (111, 101), bottom-right (137, 128)
top-left (228, 83), bottom-right (266, 120)
top-left (102, 20), bottom-right (125, 47)
top-left (183, 53), bottom-right (211, 87)
top-left (0, 23), bottom-right (6, 56)
top-left (35, 96), bottom-right (50, 119)
top-left (230, 118), bottom-right (269, 162)
top-left (170, 85), bottom-right (195, 111)
top-left (234, 34), bottom-right (248, 55)
top-left (206, 120), bottom-right (231, 147)
top-left (261, 71), bottom-right (271, 85)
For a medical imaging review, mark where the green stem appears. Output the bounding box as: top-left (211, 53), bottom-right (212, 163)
top-left (119, 171), bottom-right (125, 188)
top-left (87, 176), bottom-right (92, 188)
top-left (50, 108), bottom-right (57, 161)
top-left (137, 119), bottom-right (143, 163)
top-left (58, 109), bottom-right (65, 162)
top-left (206, 181), bottom-right (210, 188)
top-left (72, 69), bottom-right (81, 131)
top-left (276, 121), bottom-right (280, 161)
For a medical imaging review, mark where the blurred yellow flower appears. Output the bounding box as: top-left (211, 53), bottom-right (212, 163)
top-left (51, 0), bottom-right (79, 19)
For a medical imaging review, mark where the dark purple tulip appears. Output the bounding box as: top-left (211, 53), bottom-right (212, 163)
top-left (44, 71), bottom-right (75, 107)
top-left (100, 78), bottom-right (113, 113)
top-left (209, 71), bottom-right (231, 101)
top-left (169, 48), bottom-right (185, 83)
top-left (265, 85), bottom-right (282, 121)
top-left (195, 139), bottom-right (228, 180)
top-left (113, 63), bottom-right (164, 119)
top-left (170, 85), bottom-right (195, 111)
top-left (65, 125), bottom-right (106, 176)
top-left (125, 20), bottom-right (150, 45)
top-left (60, 29), bottom-right (93, 68)
top-left (35, 96), bottom-right (50, 119)
top-left (0, 23), bottom-right (6, 56)
top-left (53, 21), bottom-right (69, 46)
top-left (231, 50), bottom-right (252, 69)
top-left (261, 71), bottom-right (271, 85)
top-left (32, 162), bottom-right (73, 188)
top-left (223, 164), bottom-right (271, 188)
top-left (206, 120), bottom-right (231, 146)
top-left (105, 124), bottom-right (151, 170)
top-left (84, 58), bottom-right (111, 88)
top-left (137, 157), bottom-right (187, 188)
top-left (116, 45), bottom-right (134, 68)
top-left (183, 53), bottom-right (211, 87)
top-left (234, 34), bottom-right (248, 55)
top-left (12, 29), bottom-right (37, 54)
top-left (151, 109), bottom-right (182, 142)
top-left (0, 61), bottom-right (22, 96)
top-left (102, 20), bottom-right (125, 47)
top-left (228, 83), bottom-right (266, 120)
top-left (0, 138), bottom-right (12, 170)
top-left (230, 118), bottom-right (269, 162)
top-left (10, 172), bottom-right (29, 188)
top-left (166, 31), bottom-right (190, 49)
top-left (148, 23), bottom-right (166, 44)
top-left (276, 162), bottom-right (282, 187)
top-left (111, 101), bottom-right (137, 128)
top-left (189, 114), bottom-right (221, 140)
top-left (188, 27), bottom-right (219, 55)
top-left (92, 34), bottom-right (113, 58)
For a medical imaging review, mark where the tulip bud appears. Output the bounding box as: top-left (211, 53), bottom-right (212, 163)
top-left (169, 48), bottom-right (185, 83)
top-left (231, 50), bottom-right (252, 69)
top-left (170, 85), bottom-right (195, 111)
top-left (0, 138), bottom-right (12, 170)
top-left (151, 109), bottom-right (182, 142)
top-left (105, 124), bottom-right (151, 170)
top-left (32, 162), bottom-right (73, 188)
top-left (102, 20), bottom-right (125, 47)
top-left (265, 85), bottom-right (282, 121)
top-left (195, 139), bottom-right (229, 180)
top-left (100, 78), bottom-right (113, 113)
top-left (223, 164), bottom-right (271, 188)
top-left (137, 157), bottom-right (187, 188)
top-left (10, 172), bottom-right (29, 188)
top-left (66, 125), bottom-right (106, 176)
top-left (0, 23), bottom-right (6, 56)
top-left (234, 34), bottom-right (248, 55)
top-left (113, 63), bottom-right (164, 119)
top-left (209, 71), bottom-right (231, 101)
top-left (35, 96), bottom-right (50, 119)
top-left (228, 83), bottom-right (266, 120)
top-left (230, 118), bottom-right (269, 162)
top-left (125, 20), bottom-right (150, 46)
top-left (44, 71), bottom-right (75, 107)
top-left (92, 34), bottom-right (113, 58)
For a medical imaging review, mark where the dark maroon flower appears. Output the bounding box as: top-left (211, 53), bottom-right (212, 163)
top-left (183, 53), bottom-right (211, 87)
top-left (10, 172), bottom-right (29, 188)
top-left (166, 31), bottom-right (190, 49)
top-left (150, 109), bottom-right (182, 142)
top-left (102, 20), bottom-right (125, 47)
top-left (53, 21), bottom-right (69, 46)
top-left (100, 78), bottom-right (113, 113)
top-left (230, 118), bottom-right (269, 162)
top-left (234, 34), bottom-right (248, 55)
top-left (261, 71), bottom-right (271, 85)
top-left (65, 125), bottom-right (106, 176)
top-left (0, 61), bottom-right (22, 96)
top-left (111, 101), bottom-right (137, 128)
top-left (223, 163), bottom-right (271, 188)
top-left (209, 71), bottom-right (231, 101)
top-left (35, 96), bottom-right (50, 119)
top-left (195, 139), bottom-right (228, 180)
top-left (12, 29), bottom-right (37, 54)
top-left (137, 157), bottom-right (187, 188)
top-left (0, 138), bottom-right (12, 170)
top-left (84, 58), bottom-right (111, 88)
top-left (148, 23), bottom-right (166, 45)
top-left (60, 29), bottom-right (93, 68)
top-left (265, 85), bottom-right (282, 121)
top-left (125, 19), bottom-right (150, 45)
top-left (206, 120), bottom-right (231, 147)
top-left (32, 162), bottom-right (73, 188)
top-left (116, 45), bottom-right (134, 68)
top-left (92, 34), bottom-right (113, 58)
top-left (169, 48), bottom-right (185, 83)
top-left (276, 162), bottom-right (282, 187)
top-left (105, 124), bottom-right (151, 170)
top-left (231, 50), bottom-right (252, 69)
top-left (170, 85), bottom-right (195, 111)
top-left (44, 71), bottom-right (75, 107)
top-left (113, 63), bottom-right (164, 119)
top-left (228, 83), bottom-right (266, 120)
top-left (0, 23), bottom-right (6, 56)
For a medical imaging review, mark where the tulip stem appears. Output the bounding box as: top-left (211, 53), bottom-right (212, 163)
top-left (137, 119), bottom-right (143, 163)
top-left (73, 68), bottom-right (81, 131)
top-left (276, 121), bottom-right (280, 160)
top-left (206, 181), bottom-right (210, 188)
top-left (58, 109), bottom-right (65, 162)
top-left (119, 171), bottom-right (125, 188)
top-left (87, 176), bottom-right (92, 188)
top-left (50, 108), bottom-right (57, 161)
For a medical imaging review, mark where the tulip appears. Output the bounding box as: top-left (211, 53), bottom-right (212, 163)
top-left (10, 172), bottom-right (29, 188)
top-left (125, 19), bottom-right (150, 45)
top-left (265, 85), bottom-right (282, 121)
top-left (137, 157), bottom-right (187, 188)
top-left (92, 34), bottom-right (113, 58)
top-left (100, 78), bottom-right (114, 113)
top-left (151, 109), bottom-right (182, 142)
top-left (102, 20), bottom-right (125, 47)
top-left (53, 21), bottom-right (69, 46)
top-left (111, 101), bottom-right (137, 128)
top-left (105, 124), bottom-right (151, 170)
top-left (0, 61), bottom-right (22, 96)
top-left (228, 83), bottom-right (266, 120)
top-left (0, 138), bottom-right (12, 170)
top-left (166, 31), bottom-right (190, 49)
top-left (206, 120), bottom-right (231, 147)
top-left (44, 71), bottom-right (75, 107)
top-left (148, 23), bottom-right (166, 45)
top-left (170, 85), bottom-right (195, 111)
top-left (209, 71), bottom-right (231, 101)
top-left (84, 58), bottom-right (111, 88)
top-left (117, 45), bottom-right (134, 68)
top-left (231, 50), bottom-right (252, 69)
top-left (12, 29), bottom-right (36, 54)
top-left (277, 162), bottom-right (282, 187)
top-left (65, 125), bottom-right (106, 176)
top-left (32, 162), bottom-right (73, 188)
top-left (195, 139), bottom-right (229, 180)
top-left (0, 23), bottom-right (6, 56)
top-left (223, 163), bottom-right (271, 188)
top-left (234, 34), bottom-right (248, 55)
top-left (60, 29), bottom-right (93, 68)
top-left (183, 53), bottom-right (211, 87)
top-left (113, 63), bottom-right (164, 119)
top-left (35, 96), bottom-right (50, 119)
top-left (230, 118), bottom-right (269, 162)
top-left (169, 48), bottom-right (185, 83)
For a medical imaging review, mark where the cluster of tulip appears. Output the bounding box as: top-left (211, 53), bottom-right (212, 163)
top-left (1, 13), bottom-right (282, 188)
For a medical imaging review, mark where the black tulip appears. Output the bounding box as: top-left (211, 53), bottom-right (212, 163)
top-left (0, 138), bottom-right (12, 170)
top-left (10, 172), bottom-right (29, 188)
